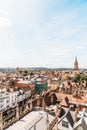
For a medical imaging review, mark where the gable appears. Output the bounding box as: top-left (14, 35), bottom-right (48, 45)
top-left (75, 125), bottom-right (84, 130)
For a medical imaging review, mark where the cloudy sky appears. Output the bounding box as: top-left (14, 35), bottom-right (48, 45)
top-left (0, 0), bottom-right (87, 68)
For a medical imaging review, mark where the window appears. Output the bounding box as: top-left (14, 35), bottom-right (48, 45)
top-left (6, 100), bottom-right (10, 103)
top-left (6, 105), bottom-right (10, 109)
top-left (0, 105), bottom-right (4, 108)
top-left (62, 121), bottom-right (69, 128)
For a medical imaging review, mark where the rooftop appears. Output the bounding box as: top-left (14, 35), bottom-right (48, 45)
top-left (5, 110), bottom-right (54, 130)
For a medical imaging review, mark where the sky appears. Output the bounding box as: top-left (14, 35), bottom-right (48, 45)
top-left (0, 0), bottom-right (87, 68)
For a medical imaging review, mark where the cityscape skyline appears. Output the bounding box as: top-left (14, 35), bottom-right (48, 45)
top-left (0, 0), bottom-right (87, 68)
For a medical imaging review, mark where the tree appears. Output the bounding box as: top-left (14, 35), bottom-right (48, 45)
top-left (72, 74), bottom-right (87, 82)
top-left (23, 70), bottom-right (29, 76)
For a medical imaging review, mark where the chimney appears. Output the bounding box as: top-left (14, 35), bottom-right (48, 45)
top-left (56, 104), bottom-right (61, 116)
top-left (42, 96), bottom-right (45, 110)
top-left (0, 112), bottom-right (3, 130)
top-left (75, 105), bottom-right (79, 122)
top-left (16, 103), bottom-right (19, 120)
top-left (46, 113), bottom-right (49, 130)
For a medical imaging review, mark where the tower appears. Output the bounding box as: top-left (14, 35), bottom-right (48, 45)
top-left (74, 57), bottom-right (79, 70)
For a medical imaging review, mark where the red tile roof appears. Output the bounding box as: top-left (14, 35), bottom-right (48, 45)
top-left (59, 96), bottom-right (69, 107)
top-left (55, 93), bottom-right (87, 105)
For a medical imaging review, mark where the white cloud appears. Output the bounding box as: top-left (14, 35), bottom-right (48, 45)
top-left (0, 17), bottom-right (11, 27)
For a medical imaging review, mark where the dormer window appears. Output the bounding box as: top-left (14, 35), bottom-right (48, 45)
top-left (62, 121), bottom-right (69, 128)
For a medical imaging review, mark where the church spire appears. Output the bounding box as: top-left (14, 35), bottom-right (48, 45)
top-left (75, 56), bottom-right (77, 62)
top-left (74, 57), bottom-right (79, 70)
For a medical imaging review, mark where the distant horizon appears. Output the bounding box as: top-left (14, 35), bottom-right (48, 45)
top-left (0, 66), bottom-right (87, 69)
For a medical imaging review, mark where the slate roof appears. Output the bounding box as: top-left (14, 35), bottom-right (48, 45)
top-left (73, 117), bottom-right (87, 130)
top-left (58, 107), bottom-right (74, 127)
top-left (66, 111), bottom-right (74, 127)
top-left (5, 111), bottom-right (54, 130)
top-left (73, 108), bottom-right (87, 130)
